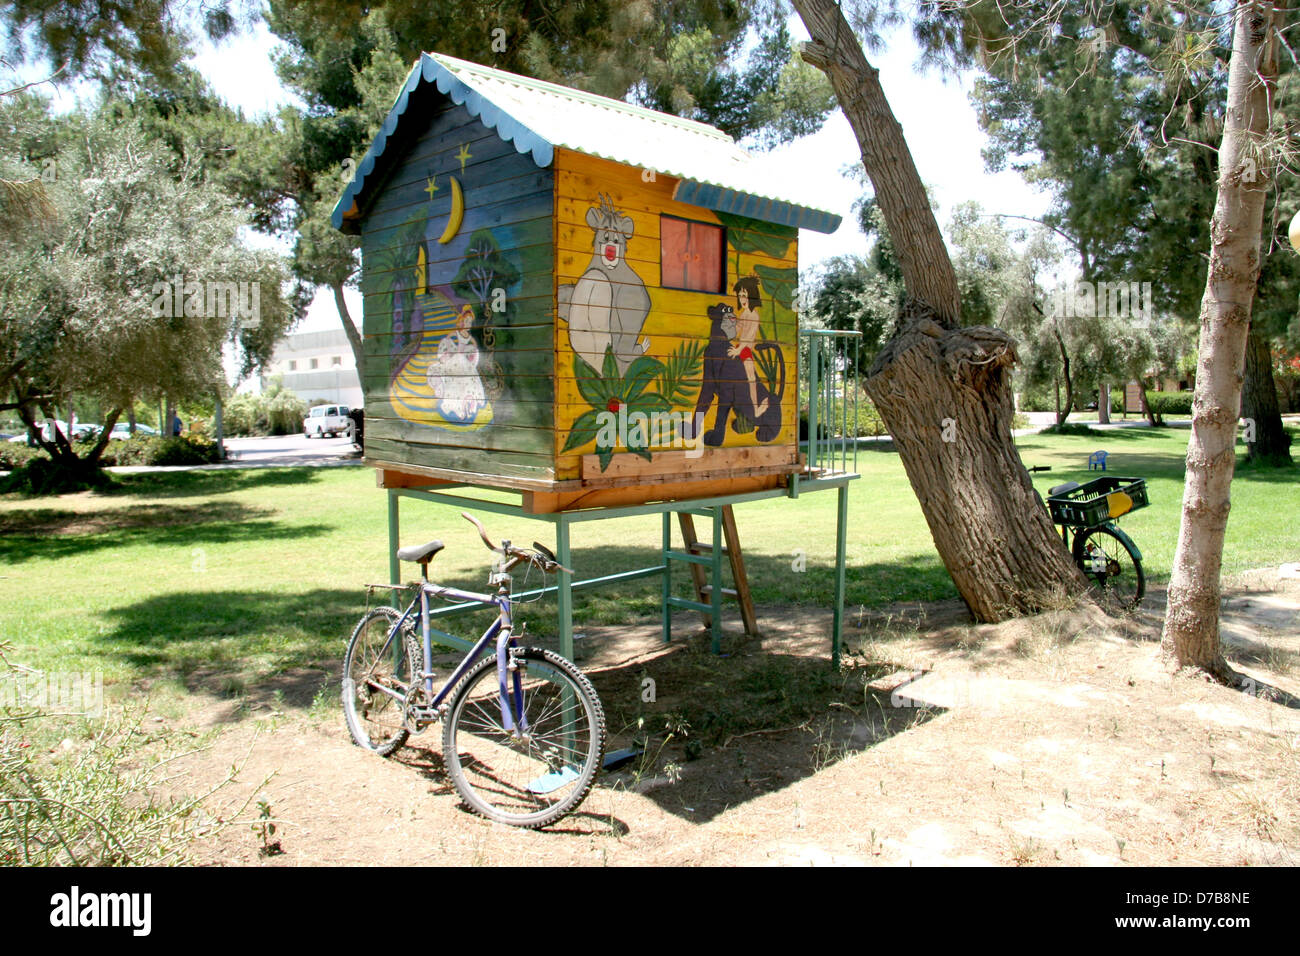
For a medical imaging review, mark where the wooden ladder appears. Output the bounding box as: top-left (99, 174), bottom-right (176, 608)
top-left (663, 504), bottom-right (758, 651)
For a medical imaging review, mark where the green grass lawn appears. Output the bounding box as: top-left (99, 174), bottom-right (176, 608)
top-left (0, 427), bottom-right (1296, 698)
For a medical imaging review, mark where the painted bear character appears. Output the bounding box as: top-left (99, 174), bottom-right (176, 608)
top-left (558, 193), bottom-right (651, 375)
top-left (685, 301), bottom-right (785, 446)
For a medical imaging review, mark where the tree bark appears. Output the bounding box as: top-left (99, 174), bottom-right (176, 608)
top-left (792, 0), bottom-right (960, 325)
top-left (1241, 322), bottom-right (1292, 464)
top-left (866, 315), bottom-right (1091, 618)
top-left (332, 282), bottom-right (365, 384)
top-left (1054, 325), bottom-right (1073, 426)
top-left (214, 392), bottom-right (226, 460)
top-left (792, 0), bottom-right (1091, 620)
top-left (1161, 0), bottom-right (1281, 679)
top-left (1097, 382), bottom-right (1110, 424)
top-left (1139, 381), bottom-right (1158, 427)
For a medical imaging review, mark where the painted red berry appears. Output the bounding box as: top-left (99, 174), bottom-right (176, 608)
top-left (606, 398), bottom-right (622, 413)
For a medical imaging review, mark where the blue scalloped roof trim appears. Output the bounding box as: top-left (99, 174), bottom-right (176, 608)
top-left (674, 181), bottom-right (842, 235)
top-left (332, 54), bottom-right (839, 235)
top-left (330, 55), bottom-right (554, 230)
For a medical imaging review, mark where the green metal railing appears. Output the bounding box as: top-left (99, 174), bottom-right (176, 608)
top-left (799, 328), bottom-right (862, 475)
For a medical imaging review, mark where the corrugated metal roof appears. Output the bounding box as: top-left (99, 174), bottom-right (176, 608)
top-left (332, 53), bottom-right (842, 234)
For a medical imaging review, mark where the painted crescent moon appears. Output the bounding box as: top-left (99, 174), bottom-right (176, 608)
top-left (438, 175), bottom-right (464, 244)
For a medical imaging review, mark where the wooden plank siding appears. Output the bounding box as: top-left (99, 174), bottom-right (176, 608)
top-left (357, 97), bottom-right (555, 482)
top-left (354, 108), bottom-right (803, 504)
top-left (551, 149), bottom-right (800, 482)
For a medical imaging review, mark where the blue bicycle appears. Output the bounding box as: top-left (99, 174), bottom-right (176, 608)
top-left (342, 512), bottom-right (605, 828)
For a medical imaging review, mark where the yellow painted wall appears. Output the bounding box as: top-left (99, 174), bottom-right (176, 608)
top-left (552, 149), bottom-right (800, 481)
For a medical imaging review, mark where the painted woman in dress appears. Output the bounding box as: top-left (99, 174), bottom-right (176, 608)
top-left (428, 304), bottom-right (486, 422)
top-left (730, 276), bottom-right (767, 419)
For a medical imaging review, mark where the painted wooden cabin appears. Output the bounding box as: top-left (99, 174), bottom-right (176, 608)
top-left (333, 53), bottom-right (842, 512)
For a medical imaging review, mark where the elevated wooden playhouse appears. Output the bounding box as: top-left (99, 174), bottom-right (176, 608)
top-left (333, 53), bottom-right (860, 660)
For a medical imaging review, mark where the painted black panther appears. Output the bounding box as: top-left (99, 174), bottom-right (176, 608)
top-left (684, 302), bottom-right (785, 446)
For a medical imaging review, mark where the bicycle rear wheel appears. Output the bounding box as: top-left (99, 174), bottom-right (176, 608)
top-left (442, 647), bottom-right (605, 829)
top-left (342, 606), bottom-right (420, 756)
top-left (1072, 525), bottom-right (1145, 610)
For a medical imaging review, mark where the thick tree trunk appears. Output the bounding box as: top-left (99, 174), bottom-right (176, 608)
top-left (1097, 382), bottom-right (1110, 424)
top-left (792, 0), bottom-right (960, 325)
top-left (1241, 323), bottom-right (1292, 464)
top-left (866, 314), bottom-right (1090, 619)
top-left (1162, 0), bottom-right (1280, 679)
top-left (332, 282), bottom-right (365, 384)
top-left (792, 0), bottom-right (1090, 620)
top-left (84, 408), bottom-right (122, 464)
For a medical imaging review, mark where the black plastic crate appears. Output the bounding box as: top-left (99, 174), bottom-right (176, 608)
top-left (1047, 475), bottom-right (1148, 527)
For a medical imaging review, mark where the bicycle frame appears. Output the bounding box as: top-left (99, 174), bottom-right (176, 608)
top-left (366, 578), bottom-right (530, 734)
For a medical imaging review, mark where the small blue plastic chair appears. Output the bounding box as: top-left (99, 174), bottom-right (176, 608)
top-left (1088, 450), bottom-right (1108, 471)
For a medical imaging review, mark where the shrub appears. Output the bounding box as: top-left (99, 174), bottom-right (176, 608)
top-left (0, 641), bottom-right (249, 865)
top-left (1041, 422), bottom-right (1103, 437)
top-left (223, 387), bottom-right (307, 436)
top-left (109, 435), bottom-right (221, 466)
top-left (0, 456), bottom-right (113, 495)
top-left (799, 388), bottom-right (889, 439)
top-left (1146, 391), bottom-right (1193, 424)
top-left (0, 441), bottom-right (42, 471)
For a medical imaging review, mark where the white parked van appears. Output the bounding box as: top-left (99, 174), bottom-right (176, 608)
top-left (304, 404), bottom-right (352, 439)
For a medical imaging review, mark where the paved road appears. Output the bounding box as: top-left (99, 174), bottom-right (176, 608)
top-left (102, 433), bottom-right (364, 473)
top-left (221, 433), bottom-right (360, 465)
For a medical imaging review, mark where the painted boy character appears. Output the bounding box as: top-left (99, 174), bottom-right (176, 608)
top-left (730, 276), bottom-right (767, 419)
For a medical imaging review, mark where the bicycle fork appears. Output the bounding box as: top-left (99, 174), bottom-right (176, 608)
top-left (496, 626), bottom-right (529, 738)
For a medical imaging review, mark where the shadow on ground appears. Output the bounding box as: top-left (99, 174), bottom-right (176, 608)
top-left (0, 500), bottom-right (331, 564)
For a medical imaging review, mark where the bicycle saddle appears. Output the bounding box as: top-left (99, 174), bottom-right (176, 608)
top-left (396, 540), bottom-right (444, 564)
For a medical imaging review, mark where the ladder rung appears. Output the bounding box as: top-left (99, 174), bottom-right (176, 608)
top-left (699, 585), bottom-right (738, 598)
top-left (664, 549), bottom-right (712, 566)
top-left (678, 508), bottom-right (714, 517)
top-left (686, 543), bottom-right (729, 555)
top-left (666, 596), bottom-right (711, 613)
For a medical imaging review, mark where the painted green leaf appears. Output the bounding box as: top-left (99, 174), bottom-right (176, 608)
top-left (716, 211), bottom-right (794, 259)
top-left (623, 355), bottom-right (666, 402)
top-left (596, 445), bottom-right (614, 472)
top-left (629, 393), bottom-right (671, 414)
top-left (561, 408), bottom-right (605, 453)
top-left (601, 345), bottom-right (619, 384)
top-left (574, 354), bottom-right (611, 407)
top-left (754, 264), bottom-right (799, 311)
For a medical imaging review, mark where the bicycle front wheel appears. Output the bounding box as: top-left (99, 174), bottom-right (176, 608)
top-left (442, 647), bottom-right (605, 829)
top-left (1072, 525), bottom-right (1145, 610)
top-left (342, 606), bottom-right (419, 756)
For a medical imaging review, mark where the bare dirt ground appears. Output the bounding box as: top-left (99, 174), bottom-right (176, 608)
top-left (171, 569), bottom-right (1300, 866)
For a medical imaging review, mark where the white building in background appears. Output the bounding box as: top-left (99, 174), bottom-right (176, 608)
top-left (259, 328), bottom-right (363, 408)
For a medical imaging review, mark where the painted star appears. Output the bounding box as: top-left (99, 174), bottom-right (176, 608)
top-left (456, 143), bottom-right (472, 174)
top-left (423, 176), bottom-right (439, 201)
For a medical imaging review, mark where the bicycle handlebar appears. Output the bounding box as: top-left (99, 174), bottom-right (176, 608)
top-left (461, 511), bottom-right (499, 552)
top-left (461, 511), bottom-right (572, 575)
